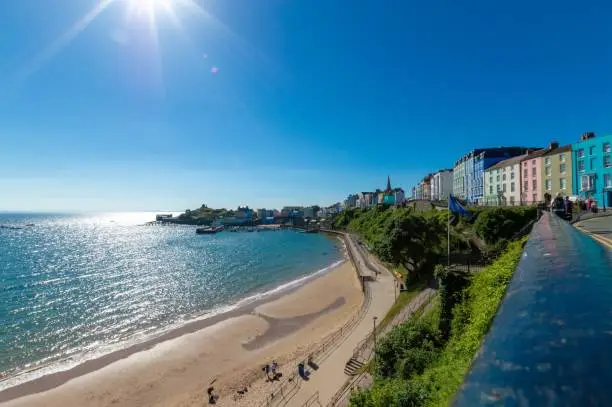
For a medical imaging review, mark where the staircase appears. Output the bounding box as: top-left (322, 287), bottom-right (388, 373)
top-left (344, 357), bottom-right (365, 376)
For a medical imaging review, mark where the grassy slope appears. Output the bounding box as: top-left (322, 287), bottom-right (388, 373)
top-left (418, 237), bottom-right (527, 406)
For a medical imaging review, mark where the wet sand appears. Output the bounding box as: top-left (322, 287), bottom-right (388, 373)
top-left (0, 260), bottom-right (363, 407)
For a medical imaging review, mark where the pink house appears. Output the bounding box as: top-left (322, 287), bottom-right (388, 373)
top-left (520, 145), bottom-right (556, 204)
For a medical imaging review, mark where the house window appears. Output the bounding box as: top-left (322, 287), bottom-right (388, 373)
top-left (560, 163), bottom-right (566, 174)
top-left (532, 160), bottom-right (536, 166)
top-left (578, 149), bottom-right (585, 158)
top-left (523, 169), bottom-right (528, 178)
top-left (545, 179), bottom-right (552, 190)
top-left (578, 160), bottom-right (585, 172)
top-left (604, 143), bottom-right (611, 153)
top-left (591, 157), bottom-right (597, 170)
top-left (502, 174), bottom-right (506, 181)
top-left (532, 193), bottom-right (537, 203)
top-left (589, 146), bottom-right (596, 155)
top-left (532, 179), bottom-right (537, 190)
top-left (503, 184), bottom-right (507, 193)
top-left (544, 157), bottom-right (551, 165)
top-left (523, 162), bottom-right (527, 167)
top-left (605, 155), bottom-right (611, 168)
top-left (560, 178), bottom-right (567, 190)
top-left (605, 174), bottom-right (612, 188)
top-left (511, 171), bottom-right (515, 180)
top-left (531, 167), bottom-right (536, 177)
top-left (545, 166), bottom-right (551, 176)
top-left (560, 154), bottom-right (566, 163)
top-left (523, 181), bottom-right (528, 191)
top-left (581, 174), bottom-right (595, 191)
top-left (497, 184), bottom-right (501, 192)
top-left (511, 182), bottom-right (515, 192)
top-left (489, 176), bottom-right (493, 184)
top-left (489, 185), bottom-right (493, 194)
top-left (496, 175), bottom-right (500, 182)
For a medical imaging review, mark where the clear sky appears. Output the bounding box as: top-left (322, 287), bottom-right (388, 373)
top-left (1, 0), bottom-right (612, 212)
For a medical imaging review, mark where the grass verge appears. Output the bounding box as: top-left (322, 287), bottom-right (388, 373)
top-left (376, 279), bottom-right (426, 332)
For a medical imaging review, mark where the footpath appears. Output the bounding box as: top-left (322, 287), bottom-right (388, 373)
top-left (284, 233), bottom-right (397, 406)
top-left (255, 232), bottom-right (396, 407)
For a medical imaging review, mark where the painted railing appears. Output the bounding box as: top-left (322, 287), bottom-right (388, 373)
top-left (453, 212), bottom-right (612, 406)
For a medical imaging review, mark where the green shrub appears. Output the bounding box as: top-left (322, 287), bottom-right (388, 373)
top-left (373, 319), bottom-right (442, 379)
top-left (349, 378), bottom-right (429, 407)
top-left (472, 207), bottom-right (536, 245)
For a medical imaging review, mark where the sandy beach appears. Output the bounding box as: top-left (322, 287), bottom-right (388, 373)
top-left (0, 259), bottom-right (363, 407)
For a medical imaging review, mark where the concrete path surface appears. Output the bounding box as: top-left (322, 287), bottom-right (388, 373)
top-left (575, 216), bottom-right (612, 249)
top-left (271, 234), bottom-right (397, 407)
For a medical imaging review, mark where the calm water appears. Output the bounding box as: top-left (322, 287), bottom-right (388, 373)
top-left (0, 212), bottom-right (342, 388)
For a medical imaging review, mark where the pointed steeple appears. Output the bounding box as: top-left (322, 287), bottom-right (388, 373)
top-left (386, 175), bottom-right (392, 192)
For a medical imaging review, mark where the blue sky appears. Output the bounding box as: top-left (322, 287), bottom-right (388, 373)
top-left (2, 0), bottom-right (612, 212)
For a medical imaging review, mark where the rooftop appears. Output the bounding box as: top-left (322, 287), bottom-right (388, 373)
top-left (486, 154), bottom-right (529, 171)
top-left (544, 144), bottom-right (572, 156)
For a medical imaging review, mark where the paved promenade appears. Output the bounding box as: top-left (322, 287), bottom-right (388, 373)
top-left (274, 233), bottom-right (396, 406)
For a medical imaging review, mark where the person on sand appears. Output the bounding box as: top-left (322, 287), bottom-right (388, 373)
top-left (271, 360), bottom-right (278, 380)
top-left (207, 386), bottom-right (216, 404)
top-left (263, 363), bottom-right (271, 381)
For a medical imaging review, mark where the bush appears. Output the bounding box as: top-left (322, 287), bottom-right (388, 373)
top-left (349, 378), bottom-right (429, 407)
top-left (373, 319), bottom-right (442, 379)
top-left (472, 207), bottom-right (536, 245)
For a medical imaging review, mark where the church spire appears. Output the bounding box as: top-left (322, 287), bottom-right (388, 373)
top-left (386, 175), bottom-right (392, 192)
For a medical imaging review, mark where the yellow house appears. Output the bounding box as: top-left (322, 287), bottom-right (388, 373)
top-left (541, 144), bottom-right (573, 202)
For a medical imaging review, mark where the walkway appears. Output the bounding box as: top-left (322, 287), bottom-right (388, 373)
top-left (574, 215), bottom-right (612, 249)
top-left (272, 233), bottom-right (396, 406)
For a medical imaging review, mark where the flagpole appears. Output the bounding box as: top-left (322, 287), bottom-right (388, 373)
top-left (447, 195), bottom-right (451, 267)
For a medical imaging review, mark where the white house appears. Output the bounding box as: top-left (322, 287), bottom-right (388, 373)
top-left (431, 169), bottom-right (453, 201)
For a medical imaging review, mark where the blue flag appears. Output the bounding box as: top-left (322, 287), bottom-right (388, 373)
top-left (449, 195), bottom-right (472, 219)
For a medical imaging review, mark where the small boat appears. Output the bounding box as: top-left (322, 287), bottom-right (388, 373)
top-left (196, 226), bottom-right (224, 234)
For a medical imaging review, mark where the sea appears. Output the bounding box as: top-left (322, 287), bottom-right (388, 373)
top-left (0, 212), bottom-right (343, 390)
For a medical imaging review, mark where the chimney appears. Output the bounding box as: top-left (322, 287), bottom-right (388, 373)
top-left (581, 132), bottom-right (596, 141)
top-left (549, 140), bottom-right (559, 150)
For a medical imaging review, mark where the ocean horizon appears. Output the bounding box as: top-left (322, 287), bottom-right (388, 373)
top-left (0, 212), bottom-right (343, 389)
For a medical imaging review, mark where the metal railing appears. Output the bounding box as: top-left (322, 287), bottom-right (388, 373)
top-left (255, 233), bottom-right (374, 407)
top-left (301, 391), bottom-right (321, 407)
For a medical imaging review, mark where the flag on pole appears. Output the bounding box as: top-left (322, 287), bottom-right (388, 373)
top-left (448, 195), bottom-right (473, 219)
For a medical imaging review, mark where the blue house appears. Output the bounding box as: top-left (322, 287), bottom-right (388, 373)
top-left (464, 147), bottom-right (539, 204)
top-left (572, 132), bottom-right (612, 208)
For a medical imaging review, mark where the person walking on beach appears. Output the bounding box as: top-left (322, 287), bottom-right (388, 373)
top-left (263, 364), bottom-right (271, 381)
top-left (271, 360), bottom-right (278, 380)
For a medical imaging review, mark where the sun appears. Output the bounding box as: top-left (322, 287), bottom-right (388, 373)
top-left (126, 0), bottom-right (174, 19)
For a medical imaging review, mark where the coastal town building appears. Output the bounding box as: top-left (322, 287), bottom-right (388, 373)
top-left (520, 148), bottom-right (551, 205)
top-left (454, 147), bottom-right (539, 204)
top-left (421, 174), bottom-right (433, 201)
top-left (302, 206), bottom-right (317, 218)
top-left (343, 194), bottom-right (358, 209)
top-left (483, 154), bottom-right (527, 206)
top-left (542, 144), bottom-right (573, 201)
top-left (431, 169), bottom-right (453, 201)
top-left (453, 158), bottom-right (467, 200)
top-left (572, 132), bottom-right (612, 208)
top-left (393, 188), bottom-right (405, 205)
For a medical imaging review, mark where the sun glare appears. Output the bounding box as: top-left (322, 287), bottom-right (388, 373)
top-left (127, 0), bottom-right (173, 18)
